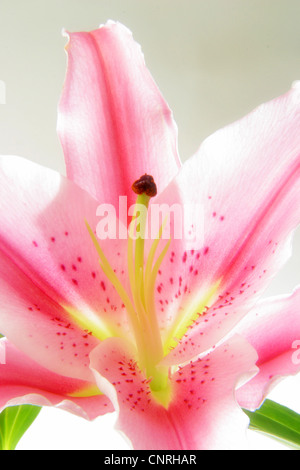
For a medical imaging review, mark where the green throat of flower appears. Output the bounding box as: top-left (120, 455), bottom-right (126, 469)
top-left (86, 174), bottom-right (170, 400)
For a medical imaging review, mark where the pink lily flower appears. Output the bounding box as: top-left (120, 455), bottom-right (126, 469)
top-left (0, 21), bottom-right (300, 450)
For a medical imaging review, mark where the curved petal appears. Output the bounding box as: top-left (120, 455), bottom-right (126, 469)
top-left (0, 155), bottom-right (131, 379)
top-left (58, 21), bottom-right (181, 209)
top-left (235, 288), bottom-right (300, 410)
top-left (153, 83), bottom-right (300, 364)
top-left (90, 335), bottom-right (257, 450)
top-left (0, 340), bottom-right (113, 420)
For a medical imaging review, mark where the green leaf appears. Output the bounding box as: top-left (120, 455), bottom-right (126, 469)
top-left (244, 399), bottom-right (300, 449)
top-left (0, 405), bottom-right (41, 450)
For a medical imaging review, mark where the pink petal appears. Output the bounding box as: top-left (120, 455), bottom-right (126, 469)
top-left (0, 156), bottom-right (130, 378)
top-left (0, 340), bottom-right (113, 420)
top-left (236, 288), bottom-right (300, 410)
top-left (90, 336), bottom-right (257, 450)
top-left (153, 83), bottom-right (300, 364)
top-left (58, 21), bottom-right (181, 209)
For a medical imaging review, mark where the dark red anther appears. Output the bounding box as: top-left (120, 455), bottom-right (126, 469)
top-left (132, 174), bottom-right (157, 197)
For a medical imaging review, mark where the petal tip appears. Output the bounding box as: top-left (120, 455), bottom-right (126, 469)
top-left (292, 80), bottom-right (300, 90)
top-left (98, 19), bottom-right (133, 38)
top-left (98, 19), bottom-right (117, 28)
top-left (61, 28), bottom-right (71, 52)
top-left (291, 81), bottom-right (300, 101)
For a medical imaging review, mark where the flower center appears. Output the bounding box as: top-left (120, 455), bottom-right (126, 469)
top-left (86, 175), bottom-right (170, 396)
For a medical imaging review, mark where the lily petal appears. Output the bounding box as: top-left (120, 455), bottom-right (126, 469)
top-left (0, 340), bottom-right (113, 420)
top-left (154, 83), bottom-right (300, 364)
top-left (58, 21), bottom-right (181, 209)
top-left (0, 155), bottom-right (130, 378)
top-left (236, 288), bottom-right (300, 411)
top-left (90, 335), bottom-right (257, 450)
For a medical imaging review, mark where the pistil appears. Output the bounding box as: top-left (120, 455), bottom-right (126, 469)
top-left (129, 175), bottom-right (167, 390)
top-left (87, 174), bottom-right (170, 397)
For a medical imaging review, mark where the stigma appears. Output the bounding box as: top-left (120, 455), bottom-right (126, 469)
top-left (132, 174), bottom-right (157, 197)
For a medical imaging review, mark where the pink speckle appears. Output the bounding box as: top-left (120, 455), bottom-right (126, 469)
top-left (100, 281), bottom-right (106, 291)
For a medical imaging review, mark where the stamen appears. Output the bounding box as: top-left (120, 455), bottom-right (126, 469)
top-left (144, 216), bottom-right (168, 290)
top-left (85, 221), bottom-right (140, 337)
top-left (145, 237), bottom-right (171, 363)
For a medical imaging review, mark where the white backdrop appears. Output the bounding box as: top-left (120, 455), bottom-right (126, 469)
top-left (0, 0), bottom-right (299, 450)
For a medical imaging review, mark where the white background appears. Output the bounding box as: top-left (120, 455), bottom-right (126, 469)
top-left (0, 0), bottom-right (299, 450)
